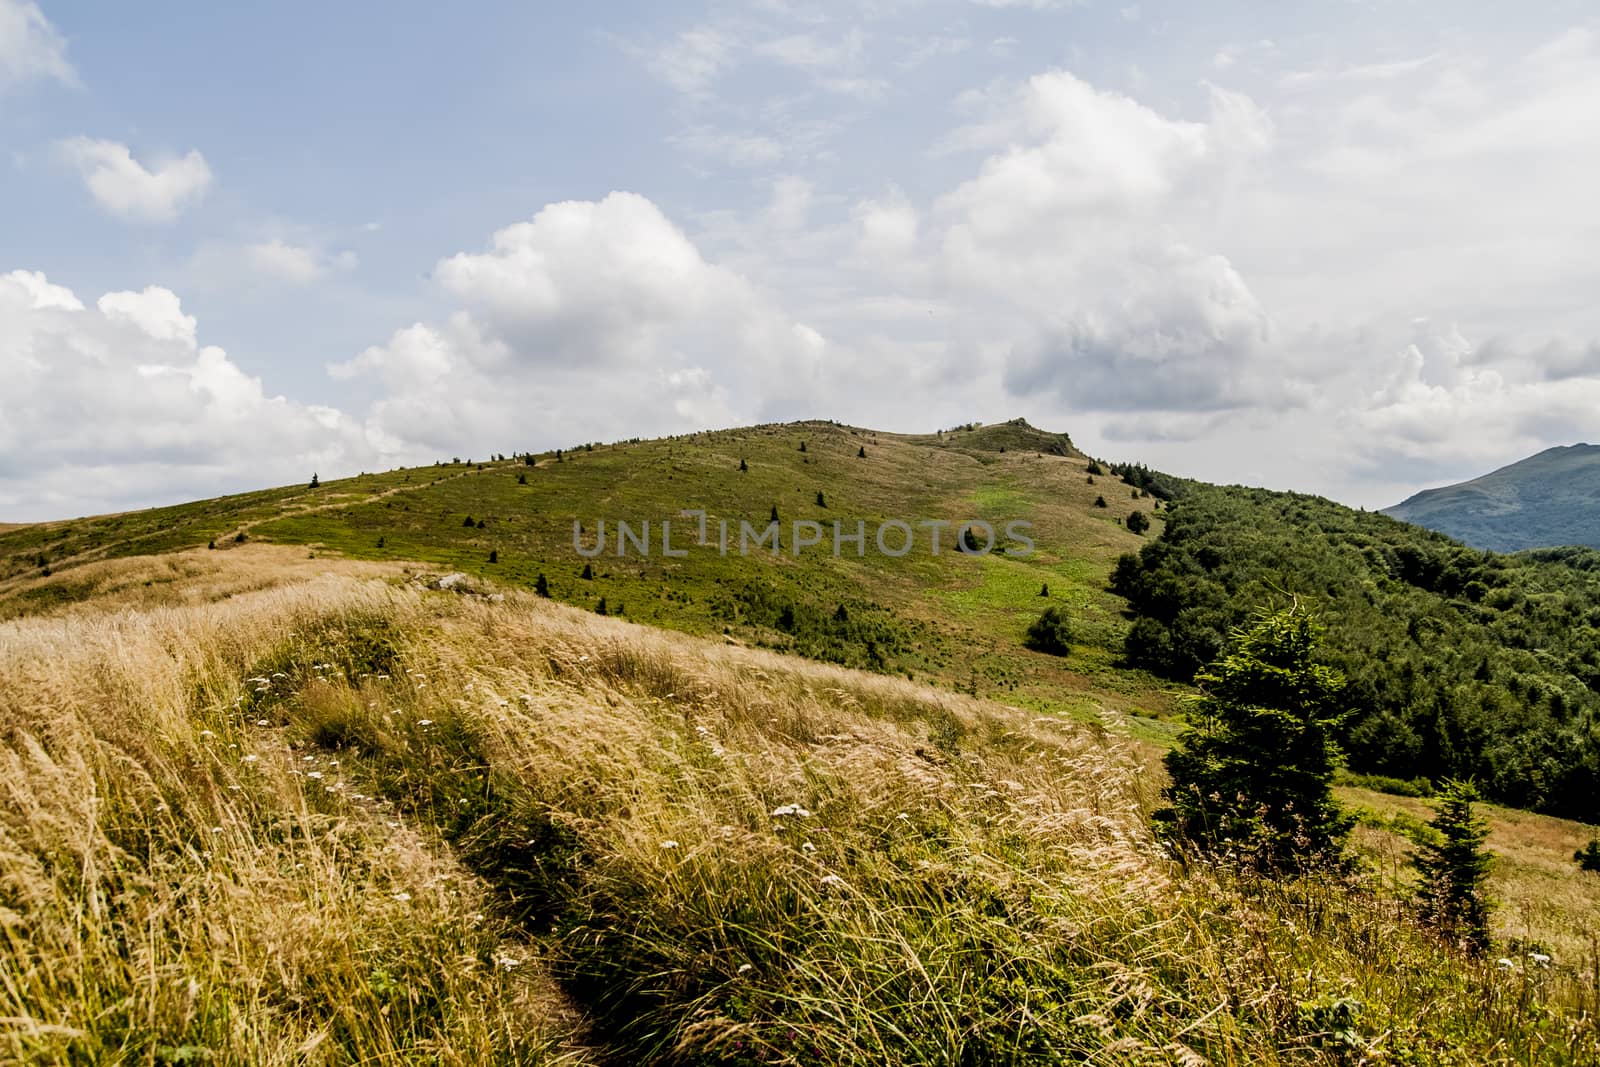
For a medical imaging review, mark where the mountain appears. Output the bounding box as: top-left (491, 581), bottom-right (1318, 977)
top-left (1383, 444), bottom-right (1600, 552)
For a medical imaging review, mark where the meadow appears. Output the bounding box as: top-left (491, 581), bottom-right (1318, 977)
top-left (2, 546), bottom-right (1598, 1064)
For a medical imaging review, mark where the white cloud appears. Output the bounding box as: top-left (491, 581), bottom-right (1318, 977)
top-left (246, 239), bottom-right (359, 285)
top-left (333, 192), bottom-right (835, 450)
top-left (853, 187), bottom-right (918, 260)
top-left (0, 0), bottom-right (74, 90)
top-left (0, 272), bottom-right (393, 520)
top-left (57, 138), bottom-right (213, 223)
top-left (768, 176), bottom-right (815, 231)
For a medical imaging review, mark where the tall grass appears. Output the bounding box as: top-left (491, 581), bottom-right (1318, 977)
top-left (2, 560), bottom-right (1598, 1063)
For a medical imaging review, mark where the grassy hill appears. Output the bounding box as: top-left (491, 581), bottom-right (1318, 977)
top-left (0, 418), bottom-right (1179, 731)
top-left (1384, 444), bottom-right (1600, 552)
top-left (3, 548), bottom-right (1598, 1064)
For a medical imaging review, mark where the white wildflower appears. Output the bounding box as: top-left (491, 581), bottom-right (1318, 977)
top-left (820, 874), bottom-right (844, 887)
top-left (1498, 957), bottom-right (1516, 969)
top-left (660, 840), bottom-right (680, 850)
top-left (392, 891), bottom-right (411, 902)
top-left (242, 754), bottom-right (259, 764)
top-left (737, 963), bottom-right (753, 975)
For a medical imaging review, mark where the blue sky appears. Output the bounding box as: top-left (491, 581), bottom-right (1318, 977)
top-left (4, 1), bottom-right (1600, 519)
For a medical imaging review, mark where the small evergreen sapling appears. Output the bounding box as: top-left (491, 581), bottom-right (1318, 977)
top-left (535, 572), bottom-right (551, 597)
top-left (580, 563), bottom-right (593, 580)
top-left (1576, 839), bottom-right (1600, 872)
top-left (1155, 606), bottom-right (1352, 873)
top-left (1415, 779), bottom-right (1494, 953)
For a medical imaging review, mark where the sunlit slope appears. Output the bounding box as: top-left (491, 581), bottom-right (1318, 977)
top-left (2, 550), bottom-right (1596, 1064)
top-left (0, 419), bottom-right (1177, 722)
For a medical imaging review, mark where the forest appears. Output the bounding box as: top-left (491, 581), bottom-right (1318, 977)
top-left (1111, 482), bottom-right (1600, 819)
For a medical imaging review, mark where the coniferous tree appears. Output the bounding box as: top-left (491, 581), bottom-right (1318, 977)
top-left (309, 473), bottom-right (319, 488)
top-left (524, 453), bottom-right (536, 466)
top-left (816, 491), bottom-right (826, 507)
top-left (739, 457), bottom-right (748, 472)
top-left (535, 572), bottom-right (551, 598)
top-left (580, 563), bottom-right (593, 580)
top-left (595, 597), bottom-right (608, 616)
top-left (1415, 779), bottom-right (1494, 953)
top-left (377, 536), bottom-right (385, 548)
top-left (770, 503), bottom-right (779, 524)
top-left (1155, 606), bottom-right (1352, 872)
top-left (799, 441), bottom-right (807, 453)
top-left (1039, 583), bottom-right (1049, 597)
top-left (208, 540), bottom-right (216, 550)
top-left (489, 549), bottom-right (498, 563)
top-left (517, 472), bottom-right (527, 484)
top-left (1576, 839), bottom-right (1600, 872)
top-left (1127, 510), bottom-right (1151, 535)
top-left (463, 515), bottom-right (476, 527)
top-left (857, 446), bottom-right (866, 458)
top-left (1094, 496), bottom-right (1108, 509)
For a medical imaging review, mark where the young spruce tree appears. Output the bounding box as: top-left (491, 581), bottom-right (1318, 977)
top-left (1415, 779), bottom-right (1494, 953)
top-left (1156, 605), bottom-right (1352, 872)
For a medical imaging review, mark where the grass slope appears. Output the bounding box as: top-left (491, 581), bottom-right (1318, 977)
top-left (0, 419), bottom-right (1177, 728)
top-left (3, 550), bottom-right (1598, 1064)
top-left (1384, 444), bottom-right (1600, 552)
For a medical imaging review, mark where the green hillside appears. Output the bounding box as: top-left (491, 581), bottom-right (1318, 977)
top-left (0, 418), bottom-right (1178, 728)
top-left (1384, 444), bottom-right (1600, 552)
top-left (1114, 482), bottom-right (1600, 819)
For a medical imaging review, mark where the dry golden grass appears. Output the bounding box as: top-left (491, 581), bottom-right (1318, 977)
top-left (1, 551), bottom-right (1597, 1063)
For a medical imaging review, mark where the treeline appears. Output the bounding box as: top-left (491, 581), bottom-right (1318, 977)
top-left (1112, 484), bottom-right (1600, 819)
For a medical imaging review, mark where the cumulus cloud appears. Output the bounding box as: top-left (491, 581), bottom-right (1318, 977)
top-left (57, 138), bottom-right (213, 223)
top-left (333, 192), bottom-right (834, 449)
top-left (0, 271), bottom-right (393, 520)
top-left (0, 0), bottom-right (73, 90)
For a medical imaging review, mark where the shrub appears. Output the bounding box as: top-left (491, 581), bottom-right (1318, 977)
top-left (857, 446), bottom-right (866, 458)
top-left (1087, 460), bottom-right (1105, 475)
top-left (309, 473), bottom-right (320, 488)
top-left (1039, 583), bottom-right (1049, 597)
top-left (1024, 607), bottom-right (1073, 656)
top-left (517, 473), bottom-right (527, 485)
top-left (580, 563), bottom-right (593, 581)
top-left (596, 597), bottom-right (608, 616)
top-left (488, 549), bottom-right (498, 564)
top-left (1127, 510), bottom-right (1150, 535)
top-left (1575, 839), bottom-right (1600, 872)
top-left (816, 491), bottom-right (826, 507)
top-left (535, 573), bottom-right (551, 598)
top-left (463, 515), bottom-right (476, 527)
top-left (739, 458), bottom-right (748, 472)
top-left (1094, 496), bottom-right (1107, 509)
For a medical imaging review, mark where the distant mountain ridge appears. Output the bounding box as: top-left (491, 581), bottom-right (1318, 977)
top-left (1383, 444), bottom-right (1600, 552)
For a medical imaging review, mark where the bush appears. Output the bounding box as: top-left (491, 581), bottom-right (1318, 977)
top-left (1094, 496), bottom-right (1107, 509)
top-left (1023, 607), bottom-right (1073, 656)
top-left (1127, 510), bottom-right (1150, 534)
top-left (1576, 839), bottom-right (1600, 872)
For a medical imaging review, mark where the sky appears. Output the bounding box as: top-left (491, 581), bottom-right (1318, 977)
top-left (4, 1), bottom-right (1600, 521)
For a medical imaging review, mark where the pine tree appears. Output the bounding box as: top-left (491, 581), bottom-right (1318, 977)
top-left (309, 473), bottom-right (320, 488)
top-left (1416, 779), bottom-right (1494, 952)
top-left (524, 454), bottom-right (536, 466)
top-left (770, 504), bottom-right (779, 524)
top-left (1039, 583), bottom-right (1049, 597)
top-left (816, 491), bottom-right (826, 507)
top-left (1576, 839), bottom-right (1600, 872)
top-left (377, 536), bottom-right (385, 548)
top-left (799, 441), bottom-right (807, 453)
top-left (535, 572), bottom-right (550, 597)
top-left (1127, 510), bottom-right (1150, 535)
top-left (580, 563), bottom-right (593, 580)
top-left (857, 446), bottom-right (866, 458)
top-left (208, 540), bottom-right (216, 550)
top-left (1094, 496), bottom-right (1107, 509)
top-left (517, 472), bottom-right (527, 484)
top-left (1155, 606), bottom-right (1352, 872)
top-left (488, 549), bottom-right (498, 563)
top-left (595, 597), bottom-right (608, 616)
top-left (463, 515), bottom-right (476, 527)
top-left (739, 457), bottom-right (748, 472)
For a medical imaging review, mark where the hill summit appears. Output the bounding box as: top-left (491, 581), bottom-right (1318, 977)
top-left (1383, 443), bottom-right (1600, 552)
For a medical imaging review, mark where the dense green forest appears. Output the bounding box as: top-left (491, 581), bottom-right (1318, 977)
top-left (1111, 484), bottom-right (1600, 820)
